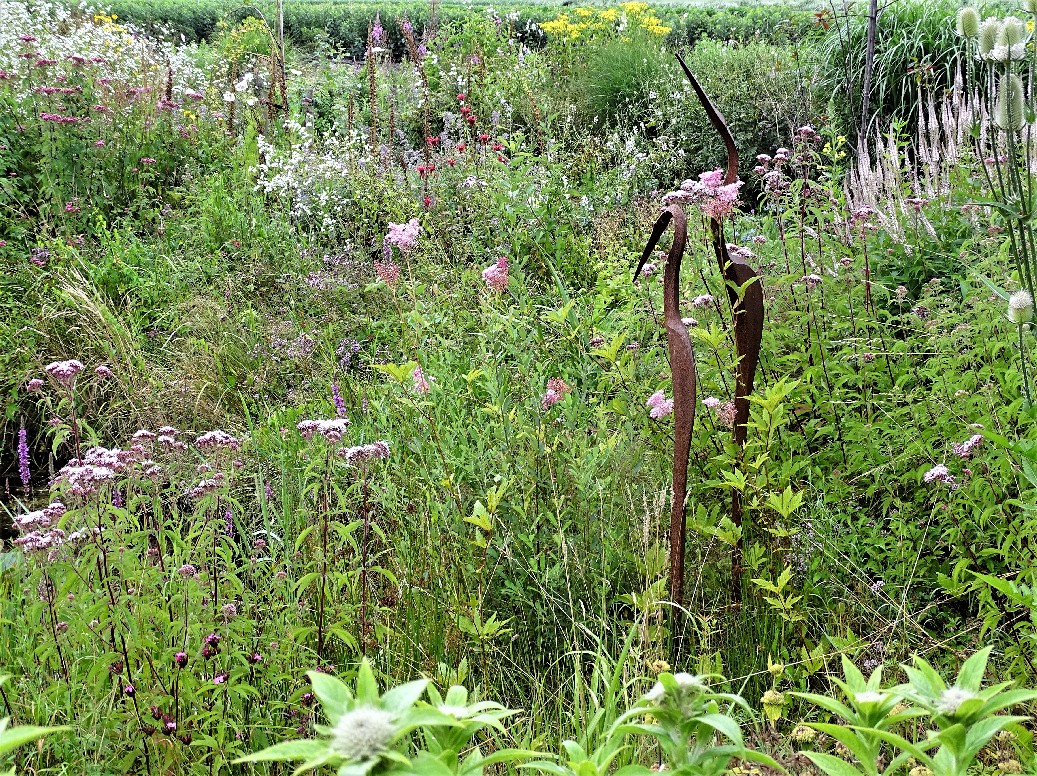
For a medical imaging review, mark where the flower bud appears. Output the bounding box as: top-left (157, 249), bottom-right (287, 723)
top-left (979, 16), bottom-right (1002, 56)
top-left (995, 73), bottom-right (1027, 130)
top-left (1009, 289), bottom-right (1034, 323)
top-left (956, 7), bottom-right (981, 37)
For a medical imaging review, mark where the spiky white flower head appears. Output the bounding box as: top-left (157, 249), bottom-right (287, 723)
top-left (995, 74), bottom-right (1027, 130)
top-left (328, 707), bottom-right (395, 760)
top-left (979, 16), bottom-right (1003, 56)
top-left (956, 7), bottom-right (981, 37)
top-left (1000, 15), bottom-right (1028, 45)
top-left (644, 682), bottom-right (666, 703)
top-left (854, 690), bottom-right (887, 704)
top-left (1009, 290), bottom-right (1034, 323)
top-left (672, 673), bottom-right (707, 692)
top-left (935, 686), bottom-right (976, 716)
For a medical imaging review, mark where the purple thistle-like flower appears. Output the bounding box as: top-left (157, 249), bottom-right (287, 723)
top-left (18, 426), bottom-right (30, 489)
top-left (332, 381), bottom-right (347, 417)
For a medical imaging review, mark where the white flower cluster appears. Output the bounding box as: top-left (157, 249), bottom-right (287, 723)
top-left (0, 1), bottom-right (207, 102)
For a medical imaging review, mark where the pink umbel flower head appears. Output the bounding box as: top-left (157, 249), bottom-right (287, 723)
top-left (44, 359), bottom-right (84, 386)
top-left (661, 168), bottom-right (742, 220)
top-left (482, 257), bottom-right (509, 292)
top-left (541, 377), bottom-right (571, 410)
top-left (923, 463), bottom-right (955, 485)
top-left (646, 390), bottom-right (674, 420)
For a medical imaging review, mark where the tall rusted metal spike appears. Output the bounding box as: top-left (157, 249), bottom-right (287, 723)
top-left (635, 206), bottom-right (696, 624)
top-left (676, 52), bottom-right (765, 604)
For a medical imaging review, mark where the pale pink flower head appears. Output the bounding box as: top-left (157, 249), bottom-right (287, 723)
top-left (646, 390), bottom-right (673, 420)
top-left (26, 378), bottom-right (45, 392)
top-left (698, 169), bottom-right (725, 188)
top-left (482, 257), bottom-right (509, 293)
top-left (384, 218), bottom-right (422, 258)
top-left (716, 400), bottom-right (737, 428)
top-left (412, 365), bottom-right (433, 395)
top-left (95, 365), bottom-right (113, 377)
top-left (923, 463), bottom-right (955, 485)
top-left (952, 434), bottom-right (984, 459)
top-left (702, 396), bottom-right (721, 409)
top-left (541, 378), bottom-right (571, 410)
top-left (45, 359), bottom-right (84, 386)
top-left (691, 294), bottom-right (713, 309)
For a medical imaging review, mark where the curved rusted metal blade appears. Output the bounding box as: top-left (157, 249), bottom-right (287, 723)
top-left (677, 52), bottom-right (764, 603)
top-left (633, 204), bottom-right (696, 617)
top-left (634, 209), bottom-right (674, 282)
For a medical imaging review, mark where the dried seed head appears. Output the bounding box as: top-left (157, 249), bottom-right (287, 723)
top-left (956, 7), bottom-right (981, 37)
top-left (995, 73), bottom-right (1027, 130)
top-left (979, 16), bottom-right (1002, 56)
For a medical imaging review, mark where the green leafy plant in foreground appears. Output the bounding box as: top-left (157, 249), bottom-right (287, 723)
top-left (795, 648), bottom-right (1037, 776)
top-left (234, 659), bottom-right (538, 776)
top-left (616, 672), bottom-right (783, 776)
top-left (0, 677), bottom-right (69, 776)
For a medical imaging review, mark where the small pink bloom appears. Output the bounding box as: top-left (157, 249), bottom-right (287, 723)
top-left (646, 390), bottom-right (673, 420)
top-left (482, 257), bottom-right (509, 292)
top-left (412, 365), bottom-right (432, 395)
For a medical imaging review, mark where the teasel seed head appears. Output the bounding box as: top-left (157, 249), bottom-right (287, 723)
top-left (995, 73), bottom-right (1027, 130)
top-left (957, 7), bottom-right (981, 38)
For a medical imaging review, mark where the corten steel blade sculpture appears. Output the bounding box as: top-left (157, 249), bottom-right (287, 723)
top-left (635, 54), bottom-right (765, 615)
top-left (634, 206), bottom-right (694, 617)
top-left (677, 53), bottom-right (765, 604)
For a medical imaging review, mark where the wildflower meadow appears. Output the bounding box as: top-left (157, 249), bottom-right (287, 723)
top-left (5, 0), bottom-right (1037, 774)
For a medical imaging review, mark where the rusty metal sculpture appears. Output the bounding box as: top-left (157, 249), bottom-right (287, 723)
top-left (635, 54), bottom-right (765, 618)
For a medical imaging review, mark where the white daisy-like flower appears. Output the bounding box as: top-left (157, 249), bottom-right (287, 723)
top-left (935, 686), bottom-right (976, 716)
top-left (329, 707), bottom-right (395, 760)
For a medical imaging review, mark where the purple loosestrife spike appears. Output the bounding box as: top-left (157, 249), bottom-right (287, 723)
top-left (332, 381), bottom-right (347, 417)
top-left (18, 426), bottom-right (30, 490)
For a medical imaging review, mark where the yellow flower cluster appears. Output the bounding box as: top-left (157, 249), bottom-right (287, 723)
top-left (540, 2), bottom-right (671, 43)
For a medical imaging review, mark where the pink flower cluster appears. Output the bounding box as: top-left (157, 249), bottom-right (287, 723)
top-left (338, 441), bottom-right (391, 463)
top-left (646, 390), bottom-right (673, 420)
top-left (297, 418), bottom-right (351, 443)
top-left (374, 260), bottom-right (401, 287)
top-left (923, 464), bottom-right (955, 486)
top-left (482, 257), bottom-right (509, 292)
top-left (12, 501), bottom-right (68, 555)
top-left (44, 359), bottom-right (84, 385)
top-left (661, 169), bottom-right (742, 220)
top-left (412, 365), bottom-right (433, 395)
top-left (384, 219), bottom-right (422, 259)
top-left (952, 434), bottom-right (984, 458)
top-left (195, 430), bottom-right (242, 450)
top-left (541, 378), bottom-right (571, 410)
top-left (703, 397), bottom-right (737, 427)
